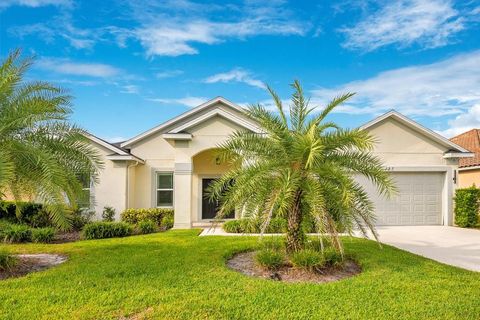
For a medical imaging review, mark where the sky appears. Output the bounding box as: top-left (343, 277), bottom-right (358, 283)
top-left (1, 0), bottom-right (480, 142)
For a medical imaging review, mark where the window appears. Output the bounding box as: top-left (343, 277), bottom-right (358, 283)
top-left (156, 172), bottom-right (173, 207)
top-left (77, 173), bottom-right (92, 209)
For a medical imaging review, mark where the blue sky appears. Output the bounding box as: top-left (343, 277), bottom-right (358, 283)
top-left (1, 0), bottom-right (480, 142)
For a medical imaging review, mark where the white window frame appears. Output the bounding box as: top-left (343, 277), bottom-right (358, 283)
top-left (156, 172), bottom-right (174, 208)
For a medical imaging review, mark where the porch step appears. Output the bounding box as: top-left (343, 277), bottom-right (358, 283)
top-left (192, 221), bottom-right (225, 228)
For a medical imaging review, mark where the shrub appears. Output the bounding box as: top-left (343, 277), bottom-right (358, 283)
top-left (266, 217), bottom-right (287, 233)
top-left (306, 237), bottom-right (328, 252)
top-left (255, 249), bottom-right (285, 270)
top-left (137, 220), bottom-right (157, 234)
top-left (0, 201), bottom-right (53, 227)
top-left (259, 236), bottom-right (285, 251)
top-left (121, 208), bottom-right (173, 227)
top-left (70, 207), bottom-right (95, 231)
top-left (82, 222), bottom-right (133, 240)
top-left (162, 215), bottom-right (174, 230)
top-left (31, 227), bottom-right (55, 243)
top-left (0, 251), bottom-right (17, 271)
top-left (454, 187), bottom-right (480, 227)
top-left (2, 224), bottom-right (32, 243)
top-left (223, 220), bottom-right (242, 233)
top-left (323, 248), bottom-right (344, 267)
top-left (290, 249), bottom-right (324, 271)
top-left (102, 206), bottom-right (116, 222)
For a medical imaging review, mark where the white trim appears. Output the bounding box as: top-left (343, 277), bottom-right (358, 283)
top-left (169, 108), bottom-right (262, 134)
top-left (121, 96), bottom-right (251, 147)
top-left (106, 155), bottom-right (145, 163)
top-left (360, 110), bottom-right (470, 153)
top-left (458, 165), bottom-right (480, 171)
top-left (384, 165), bottom-right (449, 172)
top-left (162, 133), bottom-right (192, 140)
top-left (443, 152), bottom-right (474, 158)
top-left (155, 171), bottom-right (174, 208)
top-left (84, 133), bottom-right (129, 155)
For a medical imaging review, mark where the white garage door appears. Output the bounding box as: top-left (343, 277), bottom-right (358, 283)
top-left (357, 172), bottom-right (443, 226)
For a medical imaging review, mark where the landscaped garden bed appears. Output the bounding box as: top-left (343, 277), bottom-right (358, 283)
top-left (0, 252), bottom-right (67, 280)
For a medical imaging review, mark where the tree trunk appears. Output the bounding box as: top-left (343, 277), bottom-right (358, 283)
top-left (286, 190), bottom-right (304, 253)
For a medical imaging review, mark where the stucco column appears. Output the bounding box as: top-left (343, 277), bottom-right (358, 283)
top-left (173, 162), bottom-right (193, 229)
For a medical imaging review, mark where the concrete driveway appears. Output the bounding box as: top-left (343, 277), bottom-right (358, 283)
top-left (374, 226), bottom-right (480, 272)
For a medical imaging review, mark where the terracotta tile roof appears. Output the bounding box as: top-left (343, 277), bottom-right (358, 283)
top-left (450, 129), bottom-right (480, 168)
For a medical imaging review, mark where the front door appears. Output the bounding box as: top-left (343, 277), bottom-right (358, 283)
top-left (201, 178), bottom-right (234, 219)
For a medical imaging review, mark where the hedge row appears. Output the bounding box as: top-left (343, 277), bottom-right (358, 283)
top-left (223, 217), bottom-right (317, 234)
top-left (0, 221), bottom-right (55, 243)
top-left (121, 208), bottom-right (174, 230)
top-left (455, 186), bottom-right (480, 227)
top-left (0, 201), bottom-right (52, 228)
top-left (82, 222), bottom-right (133, 240)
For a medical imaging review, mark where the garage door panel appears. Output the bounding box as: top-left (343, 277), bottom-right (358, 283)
top-left (356, 172), bottom-right (443, 226)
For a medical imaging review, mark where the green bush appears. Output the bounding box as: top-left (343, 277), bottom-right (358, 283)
top-left (82, 222), bottom-right (133, 240)
top-left (137, 220), bottom-right (157, 234)
top-left (0, 251), bottom-right (17, 271)
top-left (255, 249), bottom-right (285, 270)
top-left (121, 208), bottom-right (173, 228)
top-left (290, 249), bottom-right (323, 271)
top-left (31, 227), bottom-right (55, 243)
top-left (266, 217), bottom-right (287, 233)
top-left (259, 236), bottom-right (285, 251)
top-left (70, 207), bottom-right (95, 231)
top-left (0, 201), bottom-right (54, 227)
top-left (102, 206), bottom-right (116, 222)
top-left (223, 220), bottom-right (242, 233)
top-left (454, 187), bottom-right (480, 227)
top-left (323, 248), bottom-right (344, 267)
top-left (2, 224), bottom-right (32, 243)
top-left (162, 214), bottom-right (174, 230)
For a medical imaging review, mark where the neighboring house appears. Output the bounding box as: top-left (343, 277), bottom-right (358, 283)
top-left (84, 97), bottom-right (472, 227)
top-left (450, 129), bottom-right (480, 188)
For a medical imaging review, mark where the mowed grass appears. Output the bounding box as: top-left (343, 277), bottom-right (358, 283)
top-left (0, 230), bottom-right (479, 320)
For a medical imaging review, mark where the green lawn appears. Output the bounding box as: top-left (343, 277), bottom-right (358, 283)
top-left (0, 230), bottom-right (479, 319)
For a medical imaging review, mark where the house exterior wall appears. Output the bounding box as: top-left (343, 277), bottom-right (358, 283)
top-left (91, 144), bottom-right (128, 220)
top-left (458, 169), bottom-right (480, 188)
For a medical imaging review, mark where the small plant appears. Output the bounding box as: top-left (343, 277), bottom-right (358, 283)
top-left (265, 217), bottom-right (287, 233)
top-left (31, 227), bottom-right (56, 243)
top-left (259, 236), bottom-right (285, 251)
top-left (70, 207), bottom-right (95, 231)
top-left (102, 206), bottom-right (116, 222)
top-left (290, 249), bottom-right (324, 271)
top-left (0, 251), bottom-right (17, 271)
top-left (162, 215), bottom-right (174, 230)
top-left (255, 249), bottom-right (285, 270)
top-left (306, 238), bottom-right (326, 252)
top-left (223, 220), bottom-right (242, 233)
top-left (323, 248), bottom-right (344, 267)
top-left (82, 222), bottom-right (133, 240)
top-left (138, 220), bottom-right (157, 234)
top-left (121, 208), bottom-right (172, 226)
top-left (2, 224), bottom-right (32, 243)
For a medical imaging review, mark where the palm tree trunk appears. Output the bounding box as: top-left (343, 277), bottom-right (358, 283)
top-left (286, 190), bottom-right (304, 252)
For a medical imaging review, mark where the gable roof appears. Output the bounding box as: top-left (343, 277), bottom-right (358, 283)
top-left (450, 129), bottom-right (480, 168)
top-left (360, 110), bottom-right (470, 154)
top-left (121, 96), bottom-right (262, 148)
top-left (84, 133), bottom-right (145, 163)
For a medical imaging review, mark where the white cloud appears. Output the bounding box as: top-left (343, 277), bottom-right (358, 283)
top-left (120, 85), bottom-right (140, 94)
top-left (37, 58), bottom-right (122, 78)
top-left (204, 68), bottom-right (265, 89)
top-left (438, 104), bottom-right (480, 137)
top-left (148, 97), bottom-right (208, 108)
top-left (0, 0), bottom-right (71, 8)
top-left (311, 50), bottom-right (480, 117)
top-left (341, 0), bottom-right (464, 51)
top-left (155, 70), bottom-right (184, 79)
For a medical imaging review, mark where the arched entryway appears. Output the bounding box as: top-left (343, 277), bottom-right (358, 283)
top-left (191, 148), bottom-right (235, 221)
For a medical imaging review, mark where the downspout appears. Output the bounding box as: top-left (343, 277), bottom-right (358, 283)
top-left (125, 160), bottom-right (140, 210)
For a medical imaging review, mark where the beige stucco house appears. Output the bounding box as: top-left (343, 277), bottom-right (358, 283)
top-left (450, 129), bottom-right (480, 188)
top-left (85, 97), bottom-right (472, 228)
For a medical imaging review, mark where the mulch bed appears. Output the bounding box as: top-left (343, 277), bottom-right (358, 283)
top-left (0, 254), bottom-right (67, 280)
top-left (52, 231), bottom-right (81, 243)
top-left (227, 251), bottom-right (361, 283)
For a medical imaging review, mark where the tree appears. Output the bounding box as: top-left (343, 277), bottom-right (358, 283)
top-left (209, 81), bottom-right (396, 253)
top-left (0, 49), bottom-right (103, 229)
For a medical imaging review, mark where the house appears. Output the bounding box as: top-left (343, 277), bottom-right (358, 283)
top-left (450, 129), bottom-right (480, 188)
top-left (85, 97), bottom-right (472, 227)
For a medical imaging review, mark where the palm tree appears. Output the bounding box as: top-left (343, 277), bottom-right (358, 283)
top-left (0, 49), bottom-right (103, 229)
top-left (209, 81), bottom-right (396, 253)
